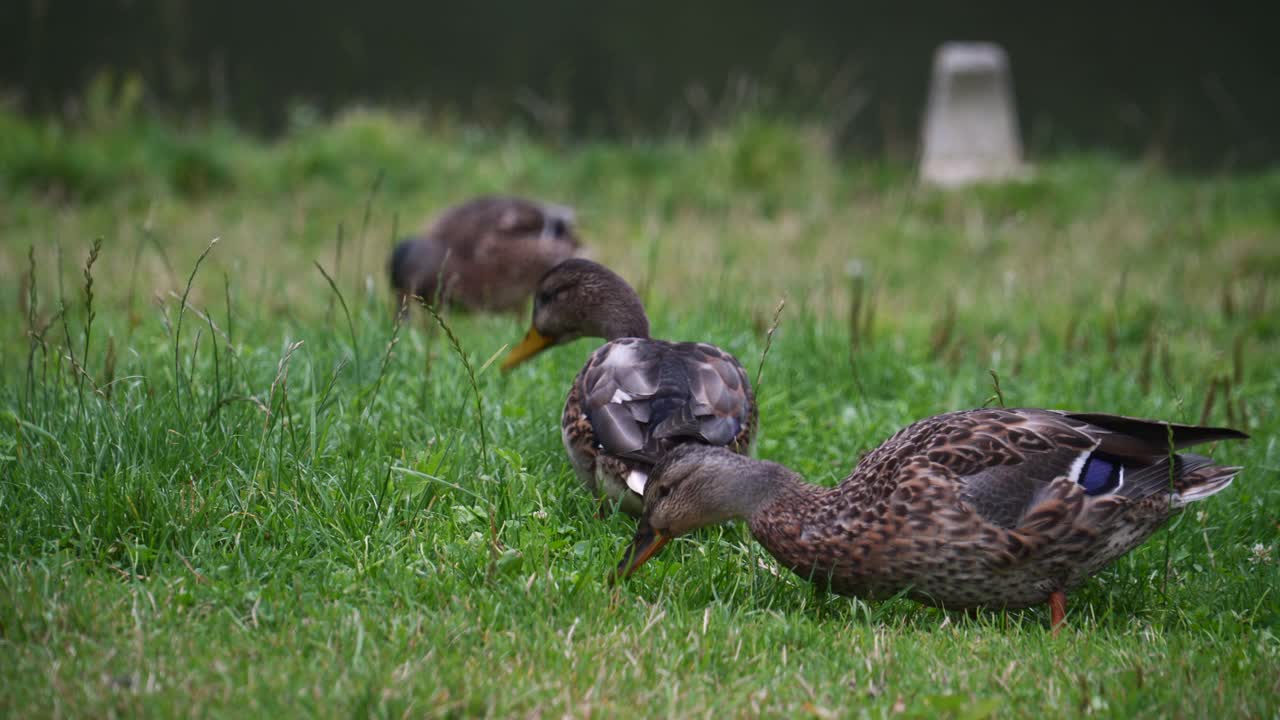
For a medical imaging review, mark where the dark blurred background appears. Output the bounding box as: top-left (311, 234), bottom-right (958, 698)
top-left (3, 1), bottom-right (1278, 168)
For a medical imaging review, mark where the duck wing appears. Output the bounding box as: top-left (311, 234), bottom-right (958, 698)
top-left (913, 409), bottom-right (1247, 529)
top-left (425, 196), bottom-right (513, 260)
top-left (578, 338), bottom-right (756, 473)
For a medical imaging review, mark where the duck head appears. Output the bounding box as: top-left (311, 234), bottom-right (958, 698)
top-left (614, 445), bottom-right (794, 579)
top-left (501, 259), bottom-right (650, 370)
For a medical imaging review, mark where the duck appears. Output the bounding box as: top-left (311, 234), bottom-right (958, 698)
top-left (389, 195), bottom-right (581, 313)
top-left (500, 258), bottom-right (758, 516)
top-left (616, 407), bottom-right (1247, 632)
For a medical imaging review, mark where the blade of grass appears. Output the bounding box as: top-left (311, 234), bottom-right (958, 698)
top-left (315, 260), bottom-right (363, 379)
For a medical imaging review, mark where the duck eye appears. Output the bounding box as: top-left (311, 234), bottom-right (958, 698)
top-left (538, 285), bottom-right (568, 306)
top-left (657, 485), bottom-right (672, 500)
top-left (549, 218), bottom-right (567, 238)
top-left (537, 287), bottom-right (558, 306)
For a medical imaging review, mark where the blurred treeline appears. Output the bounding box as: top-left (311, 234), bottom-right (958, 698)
top-left (2, 1), bottom-right (1278, 168)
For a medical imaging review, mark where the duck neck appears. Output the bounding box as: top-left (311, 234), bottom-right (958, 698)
top-left (700, 461), bottom-right (821, 527)
top-left (597, 289), bottom-right (651, 341)
top-left (743, 472), bottom-right (839, 579)
top-left (601, 314), bottom-right (650, 341)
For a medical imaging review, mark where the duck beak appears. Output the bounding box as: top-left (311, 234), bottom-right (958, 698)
top-left (501, 327), bottom-right (554, 371)
top-left (613, 519), bottom-right (671, 581)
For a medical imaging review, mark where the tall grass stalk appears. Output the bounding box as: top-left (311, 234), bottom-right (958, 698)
top-left (360, 302), bottom-right (404, 420)
top-left (173, 237), bottom-right (219, 420)
top-left (329, 222), bottom-right (345, 322)
top-left (754, 297), bottom-right (786, 392)
top-left (355, 170), bottom-right (385, 299)
top-left (23, 246), bottom-right (38, 414)
top-left (985, 370), bottom-right (1007, 408)
top-left (316, 260), bottom-right (363, 379)
top-left (422, 305), bottom-right (489, 477)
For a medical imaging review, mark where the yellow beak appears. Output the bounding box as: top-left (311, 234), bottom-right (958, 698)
top-left (501, 327), bottom-right (555, 371)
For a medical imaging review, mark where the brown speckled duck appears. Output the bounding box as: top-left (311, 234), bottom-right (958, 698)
top-left (389, 195), bottom-right (581, 312)
top-left (501, 259), bottom-right (758, 516)
top-left (617, 408), bottom-right (1247, 631)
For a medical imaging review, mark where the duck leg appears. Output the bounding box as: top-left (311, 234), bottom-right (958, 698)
top-left (1048, 590), bottom-right (1067, 636)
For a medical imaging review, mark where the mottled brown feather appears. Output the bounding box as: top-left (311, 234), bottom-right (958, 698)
top-left (389, 195), bottom-right (580, 312)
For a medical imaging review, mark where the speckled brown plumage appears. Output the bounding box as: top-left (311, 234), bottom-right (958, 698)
top-left (389, 195), bottom-right (580, 312)
top-left (622, 408), bottom-right (1247, 618)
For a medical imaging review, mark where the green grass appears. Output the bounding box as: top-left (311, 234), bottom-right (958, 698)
top-left (1, 109), bottom-right (1278, 717)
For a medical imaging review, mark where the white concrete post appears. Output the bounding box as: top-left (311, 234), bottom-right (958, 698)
top-left (920, 42), bottom-right (1028, 187)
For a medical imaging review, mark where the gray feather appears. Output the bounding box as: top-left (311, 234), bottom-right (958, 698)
top-left (579, 338), bottom-right (753, 471)
top-left (589, 403), bottom-right (646, 456)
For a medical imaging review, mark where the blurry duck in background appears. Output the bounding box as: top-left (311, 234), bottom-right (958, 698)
top-left (501, 259), bottom-right (759, 516)
top-left (389, 195), bottom-right (581, 313)
top-left (616, 408), bottom-right (1247, 633)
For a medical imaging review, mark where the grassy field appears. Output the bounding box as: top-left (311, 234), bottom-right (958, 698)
top-left (1, 108), bottom-right (1278, 718)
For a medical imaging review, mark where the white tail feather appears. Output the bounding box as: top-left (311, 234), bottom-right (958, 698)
top-left (1172, 468), bottom-right (1241, 507)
